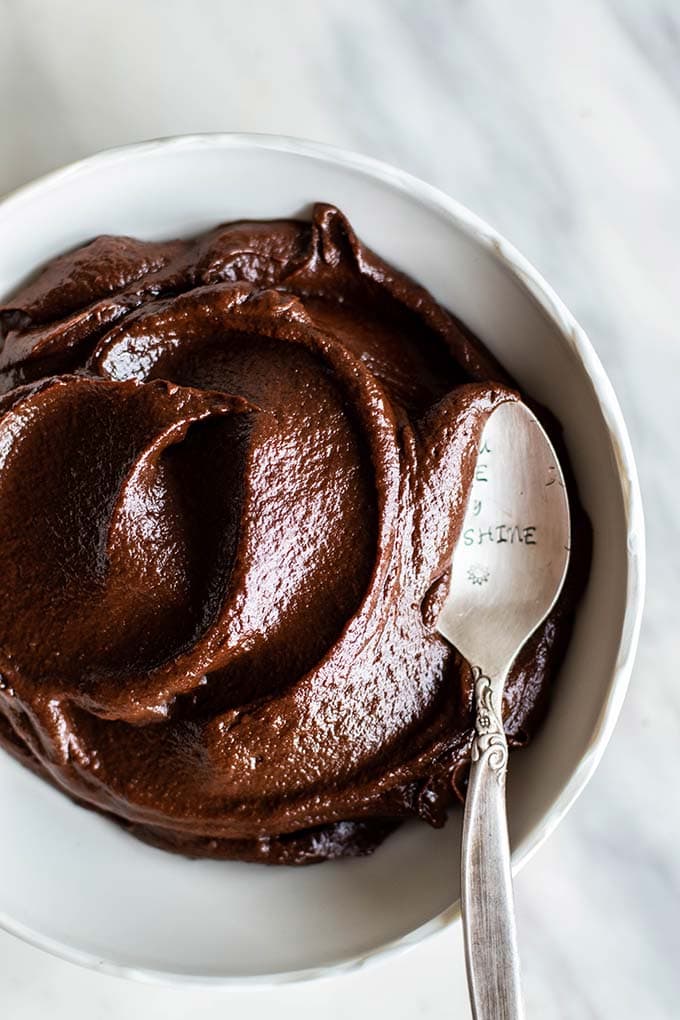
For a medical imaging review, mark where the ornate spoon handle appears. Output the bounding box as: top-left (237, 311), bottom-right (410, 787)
top-left (461, 667), bottom-right (524, 1020)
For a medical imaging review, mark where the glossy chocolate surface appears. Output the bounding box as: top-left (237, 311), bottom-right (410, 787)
top-left (0, 206), bottom-right (588, 864)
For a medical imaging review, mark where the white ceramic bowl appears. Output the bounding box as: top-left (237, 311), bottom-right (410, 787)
top-left (0, 135), bottom-right (644, 984)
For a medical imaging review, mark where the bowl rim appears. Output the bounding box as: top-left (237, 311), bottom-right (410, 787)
top-left (0, 132), bottom-right (645, 986)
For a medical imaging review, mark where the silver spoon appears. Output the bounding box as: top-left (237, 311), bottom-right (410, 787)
top-left (437, 400), bottom-right (571, 1020)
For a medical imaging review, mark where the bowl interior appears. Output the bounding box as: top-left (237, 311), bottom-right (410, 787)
top-left (0, 137), bottom-right (637, 982)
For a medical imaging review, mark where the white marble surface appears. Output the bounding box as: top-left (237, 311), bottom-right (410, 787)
top-left (0, 0), bottom-right (678, 1016)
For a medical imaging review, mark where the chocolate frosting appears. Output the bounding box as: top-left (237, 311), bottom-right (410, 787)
top-left (0, 205), bottom-right (588, 864)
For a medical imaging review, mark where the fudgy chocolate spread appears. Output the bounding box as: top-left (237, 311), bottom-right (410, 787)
top-left (0, 205), bottom-right (588, 864)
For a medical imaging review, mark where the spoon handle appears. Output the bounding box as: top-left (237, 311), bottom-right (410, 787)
top-left (461, 667), bottom-right (524, 1020)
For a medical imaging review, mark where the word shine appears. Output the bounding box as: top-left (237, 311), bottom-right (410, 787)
top-left (463, 523), bottom-right (537, 547)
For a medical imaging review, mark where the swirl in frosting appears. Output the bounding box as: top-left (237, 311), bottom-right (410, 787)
top-left (0, 205), bottom-right (588, 864)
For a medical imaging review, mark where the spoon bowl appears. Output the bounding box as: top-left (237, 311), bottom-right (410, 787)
top-left (439, 400), bottom-right (571, 674)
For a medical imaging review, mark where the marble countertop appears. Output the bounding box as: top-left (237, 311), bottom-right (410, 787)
top-left (0, 0), bottom-right (677, 1017)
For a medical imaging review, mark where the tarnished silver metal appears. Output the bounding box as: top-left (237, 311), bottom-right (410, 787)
top-left (437, 401), bottom-right (571, 1020)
